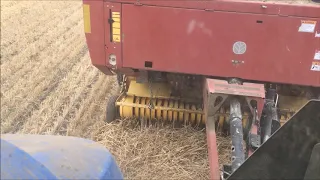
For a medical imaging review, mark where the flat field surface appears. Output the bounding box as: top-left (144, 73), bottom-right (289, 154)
top-left (0, 1), bottom-right (230, 179)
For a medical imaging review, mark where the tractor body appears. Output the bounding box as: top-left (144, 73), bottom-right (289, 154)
top-left (83, 0), bottom-right (320, 179)
top-left (0, 134), bottom-right (123, 179)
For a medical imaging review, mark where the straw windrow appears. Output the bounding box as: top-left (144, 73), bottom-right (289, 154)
top-left (93, 119), bottom-right (231, 179)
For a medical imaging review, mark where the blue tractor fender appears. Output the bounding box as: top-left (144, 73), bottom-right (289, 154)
top-left (1, 134), bottom-right (123, 180)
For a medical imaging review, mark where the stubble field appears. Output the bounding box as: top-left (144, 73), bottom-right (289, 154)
top-left (0, 1), bottom-right (230, 179)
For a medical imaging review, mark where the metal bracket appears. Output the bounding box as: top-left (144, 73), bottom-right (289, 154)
top-left (207, 94), bottom-right (228, 117)
top-left (249, 134), bottom-right (261, 149)
top-left (222, 165), bottom-right (232, 180)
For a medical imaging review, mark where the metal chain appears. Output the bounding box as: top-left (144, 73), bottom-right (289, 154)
top-left (148, 77), bottom-right (154, 109)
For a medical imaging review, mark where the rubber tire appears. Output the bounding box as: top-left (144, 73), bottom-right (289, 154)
top-left (106, 95), bottom-right (118, 123)
top-left (116, 73), bottom-right (123, 86)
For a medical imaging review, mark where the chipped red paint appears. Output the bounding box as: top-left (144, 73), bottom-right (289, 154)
top-left (206, 79), bottom-right (265, 98)
top-left (203, 78), bottom-right (220, 180)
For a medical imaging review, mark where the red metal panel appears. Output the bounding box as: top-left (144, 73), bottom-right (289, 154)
top-left (83, 0), bottom-right (112, 75)
top-left (122, 4), bottom-right (320, 86)
top-left (207, 79), bottom-right (265, 98)
top-left (104, 2), bottom-right (123, 69)
top-left (112, 0), bottom-right (320, 18)
top-left (206, 129), bottom-right (221, 179)
top-left (203, 79), bottom-right (220, 180)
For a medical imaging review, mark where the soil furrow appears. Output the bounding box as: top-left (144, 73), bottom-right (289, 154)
top-left (49, 72), bottom-right (101, 135)
top-left (1, 24), bottom-right (84, 92)
top-left (1, 45), bottom-right (88, 133)
top-left (0, 35), bottom-right (84, 121)
top-left (53, 70), bottom-right (102, 135)
top-left (34, 58), bottom-right (98, 134)
top-left (19, 53), bottom-right (98, 134)
top-left (1, 2), bottom-right (80, 45)
top-left (1, 4), bottom-right (82, 76)
top-left (1, 2), bottom-right (81, 60)
top-left (67, 75), bottom-right (117, 138)
top-left (0, 1), bottom-right (19, 8)
top-left (1, 21), bottom-right (84, 96)
top-left (1, 1), bottom-right (41, 22)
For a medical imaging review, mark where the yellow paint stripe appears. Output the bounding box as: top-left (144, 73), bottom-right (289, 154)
top-left (112, 17), bottom-right (120, 22)
top-left (83, 4), bottom-right (91, 33)
top-left (111, 11), bottom-right (121, 42)
top-left (113, 22), bottom-right (120, 29)
top-left (113, 28), bottom-right (120, 35)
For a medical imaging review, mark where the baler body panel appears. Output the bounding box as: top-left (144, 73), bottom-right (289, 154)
top-left (83, 0), bottom-right (113, 75)
top-left (121, 4), bottom-right (320, 86)
top-left (104, 2), bottom-right (123, 69)
top-left (84, 0), bottom-right (320, 86)
top-left (110, 0), bottom-right (320, 18)
top-left (82, 1), bottom-right (320, 179)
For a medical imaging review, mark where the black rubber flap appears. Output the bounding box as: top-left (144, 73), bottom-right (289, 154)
top-left (228, 100), bottom-right (320, 180)
top-left (304, 143), bottom-right (320, 180)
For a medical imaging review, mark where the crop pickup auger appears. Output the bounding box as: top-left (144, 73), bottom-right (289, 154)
top-left (83, 0), bottom-right (320, 179)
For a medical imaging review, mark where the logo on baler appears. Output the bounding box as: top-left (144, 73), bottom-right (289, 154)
top-left (233, 41), bottom-right (247, 55)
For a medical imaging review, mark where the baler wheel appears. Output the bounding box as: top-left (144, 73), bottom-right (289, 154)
top-left (106, 95), bottom-right (118, 123)
top-left (116, 73), bottom-right (123, 86)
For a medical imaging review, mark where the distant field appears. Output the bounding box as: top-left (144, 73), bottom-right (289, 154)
top-left (0, 1), bottom-right (230, 179)
top-left (1, 1), bottom-right (121, 138)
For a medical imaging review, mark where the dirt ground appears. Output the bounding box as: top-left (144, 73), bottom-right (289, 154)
top-left (0, 1), bottom-right (231, 179)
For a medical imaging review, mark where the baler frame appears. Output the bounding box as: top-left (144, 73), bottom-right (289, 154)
top-left (84, 0), bottom-right (320, 87)
top-left (83, 0), bottom-right (320, 179)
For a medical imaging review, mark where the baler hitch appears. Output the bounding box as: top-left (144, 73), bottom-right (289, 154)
top-left (229, 98), bottom-right (245, 172)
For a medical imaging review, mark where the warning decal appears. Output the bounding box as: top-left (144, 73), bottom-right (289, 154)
top-left (314, 50), bottom-right (320, 60)
top-left (112, 12), bottom-right (121, 42)
top-left (299, 20), bottom-right (316, 33)
top-left (311, 62), bottom-right (320, 71)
